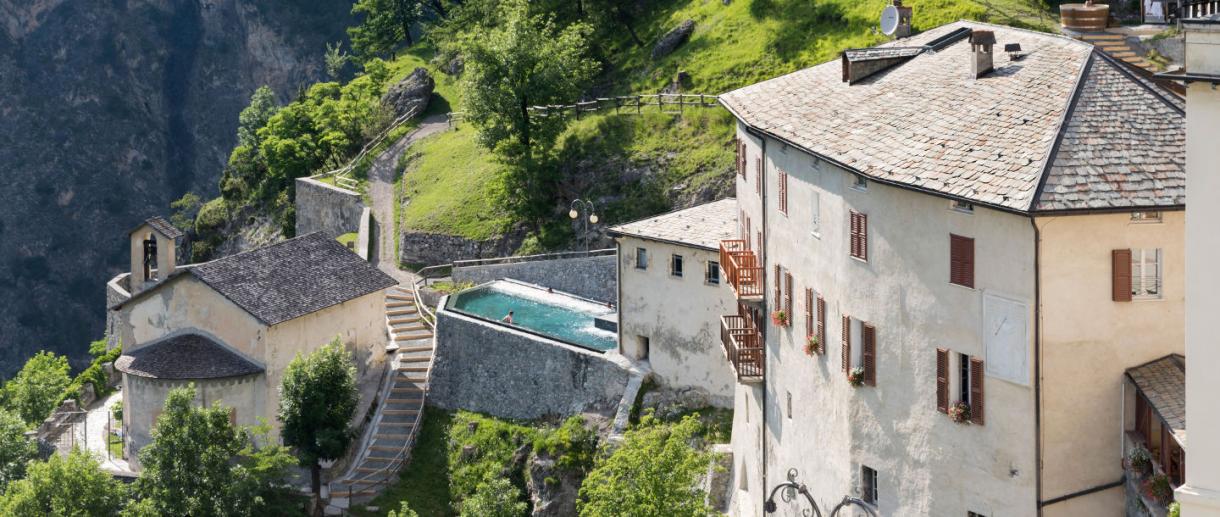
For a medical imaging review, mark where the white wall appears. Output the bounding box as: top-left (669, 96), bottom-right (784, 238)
top-left (730, 125), bottom-right (1038, 516)
top-left (617, 236), bottom-right (736, 405)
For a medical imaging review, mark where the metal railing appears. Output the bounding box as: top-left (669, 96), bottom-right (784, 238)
top-left (451, 248), bottom-right (615, 269)
top-left (312, 103), bottom-right (425, 185)
top-left (720, 240), bottom-right (765, 300)
top-left (411, 264), bottom-right (452, 325)
top-left (1180, 0), bottom-right (1220, 20)
top-left (721, 313), bottom-right (764, 382)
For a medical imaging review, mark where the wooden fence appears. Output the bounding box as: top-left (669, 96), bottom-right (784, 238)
top-left (448, 93), bottom-right (721, 126)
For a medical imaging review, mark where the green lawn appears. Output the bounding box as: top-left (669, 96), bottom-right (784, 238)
top-left (397, 127), bottom-right (513, 241)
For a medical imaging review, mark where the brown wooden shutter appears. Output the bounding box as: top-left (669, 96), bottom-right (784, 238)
top-left (862, 323), bottom-right (876, 386)
top-left (779, 171), bottom-right (788, 215)
top-left (735, 140), bottom-right (741, 176)
top-left (849, 212), bottom-right (860, 258)
top-left (859, 213), bottom-right (868, 260)
top-left (805, 288), bottom-right (814, 338)
top-left (850, 211), bottom-right (869, 261)
top-left (936, 348), bottom-right (949, 413)
top-left (774, 265), bottom-right (782, 308)
top-left (841, 315), bottom-right (851, 373)
top-left (816, 297), bottom-right (826, 354)
top-left (756, 158), bottom-right (763, 195)
top-left (1112, 249), bottom-right (1133, 302)
top-left (784, 271), bottom-right (793, 324)
top-left (950, 234), bottom-right (975, 288)
top-left (970, 357), bottom-right (985, 425)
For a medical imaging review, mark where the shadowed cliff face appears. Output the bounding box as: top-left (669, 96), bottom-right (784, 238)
top-left (0, 0), bottom-right (353, 375)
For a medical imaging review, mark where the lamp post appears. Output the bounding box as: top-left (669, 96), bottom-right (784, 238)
top-left (763, 469), bottom-right (878, 517)
top-left (568, 198), bottom-right (599, 252)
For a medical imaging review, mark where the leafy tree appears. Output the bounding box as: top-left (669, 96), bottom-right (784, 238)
top-left (0, 449), bottom-right (127, 516)
top-left (169, 192), bottom-right (202, 231)
top-left (388, 501), bottom-right (421, 517)
top-left (578, 414), bottom-right (712, 517)
top-left (134, 385), bottom-right (297, 516)
top-left (460, 477), bottom-right (527, 517)
top-left (278, 338), bottom-right (359, 510)
top-left (349, 0), bottom-right (421, 58)
top-left (237, 86), bottom-right (280, 151)
top-left (1, 351), bottom-right (71, 425)
top-left (0, 409), bottom-right (35, 491)
top-left (324, 42), bottom-right (351, 80)
top-left (459, 0), bottom-right (598, 163)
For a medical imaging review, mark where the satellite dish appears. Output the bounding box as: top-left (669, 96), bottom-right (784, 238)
top-left (880, 5), bottom-right (900, 36)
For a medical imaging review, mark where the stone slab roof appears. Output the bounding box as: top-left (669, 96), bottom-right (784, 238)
top-left (132, 216), bottom-right (183, 239)
top-left (115, 333), bottom-right (263, 380)
top-left (1126, 354), bottom-right (1185, 447)
top-left (609, 198), bottom-right (738, 250)
top-left (720, 21), bottom-right (1185, 213)
top-left (191, 232), bottom-right (397, 325)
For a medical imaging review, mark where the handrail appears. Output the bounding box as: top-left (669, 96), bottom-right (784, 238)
top-left (411, 264), bottom-right (452, 325)
top-left (448, 92), bottom-right (721, 123)
top-left (451, 248), bottom-right (615, 268)
top-left (721, 314), bottom-right (764, 380)
top-left (312, 103), bottom-right (425, 183)
top-left (720, 240), bottom-right (765, 299)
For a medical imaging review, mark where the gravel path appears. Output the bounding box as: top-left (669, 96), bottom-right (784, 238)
top-left (368, 114), bottom-right (451, 285)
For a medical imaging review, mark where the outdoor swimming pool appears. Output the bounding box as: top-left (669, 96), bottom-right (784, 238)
top-left (446, 280), bottom-right (617, 352)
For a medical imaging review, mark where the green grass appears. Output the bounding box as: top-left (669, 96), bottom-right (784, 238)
top-left (428, 281), bottom-right (476, 295)
top-left (397, 127), bottom-right (513, 241)
top-left (107, 432), bottom-right (123, 459)
top-left (385, 43), bottom-right (463, 118)
top-left (354, 410), bottom-right (455, 517)
top-left (336, 232), bottom-right (358, 248)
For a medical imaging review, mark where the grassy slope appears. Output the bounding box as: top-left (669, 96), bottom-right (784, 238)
top-left (395, 0), bottom-right (1055, 242)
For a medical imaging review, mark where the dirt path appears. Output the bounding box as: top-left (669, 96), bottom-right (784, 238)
top-left (368, 114), bottom-right (450, 284)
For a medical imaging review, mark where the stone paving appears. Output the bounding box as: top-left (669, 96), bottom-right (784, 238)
top-left (84, 390), bottom-right (134, 475)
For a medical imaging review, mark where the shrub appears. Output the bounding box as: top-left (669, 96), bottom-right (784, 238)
top-left (1127, 445), bottom-right (1153, 477)
top-left (847, 367), bottom-right (866, 388)
top-left (533, 415), bottom-right (597, 472)
top-left (459, 477), bottom-right (527, 517)
top-left (1143, 473), bottom-right (1174, 506)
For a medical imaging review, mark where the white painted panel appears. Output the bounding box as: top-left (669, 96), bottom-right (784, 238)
top-left (983, 292), bottom-right (1030, 385)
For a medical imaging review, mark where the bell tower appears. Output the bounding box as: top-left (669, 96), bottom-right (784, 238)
top-left (128, 216), bottom-right (183, 292)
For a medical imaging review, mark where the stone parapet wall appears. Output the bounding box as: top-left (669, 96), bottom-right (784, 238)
top-left (452, 254), bottom-right (616, 302)
top-left (429, 307), bottom-right (631, 420)
top-left (105, 274), bottom-right (132, 349)
top-left (295, 177), bottom-right (365, 238)
top-left (398, 230), bottom-right (526, 267)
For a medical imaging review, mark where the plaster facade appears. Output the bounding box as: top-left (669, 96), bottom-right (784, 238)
top-left (1037, 211), bottom-right (1185, 516)
top-left (113, 274), bottom-right (388, 465)
top-left (616, 235), bottom-right (735, 406)
top-left (729, 127), bottom-right (1039, 516)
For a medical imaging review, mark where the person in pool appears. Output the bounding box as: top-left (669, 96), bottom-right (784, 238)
top-left (501, 310), bottom-right (514, 324)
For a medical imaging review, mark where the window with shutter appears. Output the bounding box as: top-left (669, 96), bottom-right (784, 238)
top-left (950, 234), bottom-right (975, 288)
top-left (805, 288), bottom-right (813, 338)
top-left (862, 324), bottom-right (876, 386)
top-left (970, 357), bottom-right (985, 425)
top-left (841, 315), bottom-right (851, 373)
top-left (756, 158), bottom-right (763, 195)
top-left (936, 349), bottom-right (949, 413)
top-left (850, 211), bottom-right (869, 261)
top-left (774, 264), bottom-right (782, 310)
top-left (778, 170), bottom-right (789, 215)
top-left (1112, 249), bottom-right (1133, 302)
top-left (737, 140), bottom-right (745, 177)
top-left (816, 296), bottom-right (826, 354)
top-left (784, 271), bottom-right (793, 325)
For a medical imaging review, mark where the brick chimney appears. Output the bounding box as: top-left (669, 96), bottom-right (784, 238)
top-left (970, 30), bottom-right (996, 78)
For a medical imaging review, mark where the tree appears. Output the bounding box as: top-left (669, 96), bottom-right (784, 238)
top-left (1, 351), bottom-right (71, 425)
top-left (0, 449), bottom-right (127, 516)
top-left (460, 477), bottom-right (527, 517)
top-left (237, 86), bottom-right (280, 151)
top-left (134, 385), bottom-right (297, 516)
top-left (278, 338), bottom-right (359, 511)
top-left (169, 192), bottom-right (202, 231)
top-left (324, 42), bottom-right (351, 80)
top-left (0, 409), bottom-right (35, 491)
top-left (577, 415), bottom-right (713, 517)
top-left (349, 0), bottom-right (421, 59)
top-left (388, 501), bottom-right (421, 517)
top-left (459, 0), bottom-right (598, 163)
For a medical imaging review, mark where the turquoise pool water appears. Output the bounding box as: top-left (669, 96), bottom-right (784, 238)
top-left (448, 282), bottom-right (617, 352)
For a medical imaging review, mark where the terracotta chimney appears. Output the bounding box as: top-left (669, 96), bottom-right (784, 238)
top-left (970, 30), bottom-right (996, 78)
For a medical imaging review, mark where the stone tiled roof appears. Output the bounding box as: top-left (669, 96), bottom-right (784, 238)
top-left (191, 232), bottom-right (397, 325)
top-left (115, 333), bottom-right (263, 380)
top-left (1127, 354), bottom-right (1185, 446)
top-left (609, 199), bottom-right (738, 250)
top-left (843, 47), bottom-right (925, 61)
top-left (1035, 55), bottom-right (1186, 211)
top-left (719, 21), bottom-right (1185, 213)
top-left (132, 216), bottom-right (184, 239)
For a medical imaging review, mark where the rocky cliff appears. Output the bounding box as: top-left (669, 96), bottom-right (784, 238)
top-left (0, 0), bottom-right (353, 374)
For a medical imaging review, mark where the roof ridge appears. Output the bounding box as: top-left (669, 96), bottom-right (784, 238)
top-left (957, 18), bottom-right (1093, 49)
top-left (1028, 48), bottom-right (1095, 212)
top-left (608, 197), bottom-right (737, 230)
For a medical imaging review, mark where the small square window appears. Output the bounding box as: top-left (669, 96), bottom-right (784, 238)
top-left (851, 174), bottom-right (868, 191)
top-left (706, 261), bottom-right (721, 285)
top-left (951, 200), bottom-right (974, 213)
top-left (635, 248), bottom-right (648, 270)
top-left (1131, 211), bottom-right (1162, 223)
top-left (861, 465), bottom-right (878, 505)
top-left (671, 254), bottom-right (684, 277)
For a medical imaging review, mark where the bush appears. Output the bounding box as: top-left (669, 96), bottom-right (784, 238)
top-left (459, 477), bottom-right (527, 517)
top-left (533, 415), bottom-right (597, 473)
top-left (61, 339), bottom-right (122, 406)
top-left (1, 351), bottom-right (71, 425)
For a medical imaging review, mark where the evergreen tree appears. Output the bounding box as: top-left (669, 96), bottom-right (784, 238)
top-left (349, 0), bottom-right (421, 58)
top-left (278, 338), bottom-right (359, 512)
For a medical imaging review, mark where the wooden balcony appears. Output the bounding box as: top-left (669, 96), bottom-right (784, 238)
top-left (721, 308), bottom-right (764, 383)
top-left (720, 240), bottom-right (764, 301)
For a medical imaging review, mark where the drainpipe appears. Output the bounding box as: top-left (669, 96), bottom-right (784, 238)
top-left (758, 131), bottom-right (769, 515)
top-left (615, 240), bottom-right (624, 356)
top-left (1031, 217), bottom-right (1043, 516)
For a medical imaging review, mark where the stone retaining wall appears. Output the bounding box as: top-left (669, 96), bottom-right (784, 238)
top-left (295, 177), bottom-right (365, 238)
top-left (452, 255), bottom-right (616, 302)
top-left (398, 230), bottom-right (526, 267)
top-left (429, 307), bottom-right (631, 420)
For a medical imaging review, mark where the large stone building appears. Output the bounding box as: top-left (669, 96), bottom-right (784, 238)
top-left (609, 199), bottom-right (739, 406)
top-left (715, 20), bottom-right (1185, 516)
top-left (108, 224), bottom-right (396, 468)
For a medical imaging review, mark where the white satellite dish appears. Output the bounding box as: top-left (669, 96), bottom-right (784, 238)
top-left (880, 5), bottom-right (900, 36)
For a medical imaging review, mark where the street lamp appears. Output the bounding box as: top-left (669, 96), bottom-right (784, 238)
top-left (568, 198), bottom-right (599, 251)
top-left (764, 469), bottom-right (878, 517)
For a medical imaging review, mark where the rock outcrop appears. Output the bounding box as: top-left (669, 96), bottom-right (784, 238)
top-left (382, 67), bottom-right (435, 118)
top-left (527, 451), bottom-right (583, 517)
top-left (652, 20), bottom-right (695, 60)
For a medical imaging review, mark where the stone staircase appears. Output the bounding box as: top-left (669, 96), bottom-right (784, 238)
top-left (327, 286), bottom-right (435, 511)
top-left (1077, 32), bottom-right (1161, 72)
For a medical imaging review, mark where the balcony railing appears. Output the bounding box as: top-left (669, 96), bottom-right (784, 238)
top-left (720, 240), bottom-right (764, 301)
top-left (721, 309), bottom-right (764, 383)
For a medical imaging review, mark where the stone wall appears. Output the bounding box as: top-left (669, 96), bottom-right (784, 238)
top-left (295, 177), bottom-right (365, 238)
top-left (105, 274), bottom-right (132, 349)
top-left (452, 254), bottom-right (616, 302)
top-left (398, 230), bottom-right (526, 267)
top-left (429, 307), bottom-right (631, 420)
